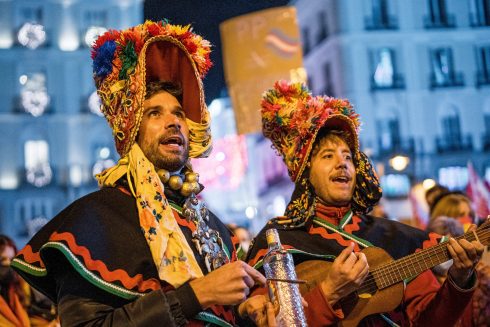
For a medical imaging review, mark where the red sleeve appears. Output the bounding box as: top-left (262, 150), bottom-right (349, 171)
top-left (404, 270), bottom-right (475, 326)
top-left (303, 285), bottom-right (343, 327)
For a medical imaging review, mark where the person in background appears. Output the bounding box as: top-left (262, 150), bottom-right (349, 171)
top-left (11, 21), bottom-right (272, 326)
top-left (0, 235), bottom-right (58, 327)
top-left (244, 80), bottom-right (484, 326)
top-left (430, 192), bottom-right (475, 231)
top-left (428, 214), bottom-right (490, 326)
top-left (227, 224), bottom-right (252, 258)
top-left (425, 184), bottom-right (450, 213)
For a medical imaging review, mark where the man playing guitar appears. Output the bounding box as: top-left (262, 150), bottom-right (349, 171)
top-left (244, 81), bottom-right (485, 326)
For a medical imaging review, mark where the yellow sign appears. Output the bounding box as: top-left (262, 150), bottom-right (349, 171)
top-left (220, 7), bottom-right (305, 134)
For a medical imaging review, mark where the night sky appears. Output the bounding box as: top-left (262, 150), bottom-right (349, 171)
top-left (144, 0), bottom-right (290, 101)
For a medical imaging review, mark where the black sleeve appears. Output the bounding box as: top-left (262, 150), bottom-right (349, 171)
top-left (55, 265), bottom-right (202, 327)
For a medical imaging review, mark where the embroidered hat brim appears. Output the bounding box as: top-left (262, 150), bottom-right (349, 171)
top-left (92, 21), bottom-right (212, 158)
top-left (295, 114), bottom-right (360, 184)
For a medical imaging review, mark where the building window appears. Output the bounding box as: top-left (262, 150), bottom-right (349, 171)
top-left (470, 0), bottom-right (490, 27)
top-left (476, 45), bottom-right (490, 87)
top-left (436, 107), bottom-right (473, 152)
top-left (82, 10), bottom-right (108, 47)
top-left (316, 12), bottom-right (329, 43)
top-left (322, 63), bottom-right (335, 96)
top-left (14, 198), bottom-right (53, 237)
top-left (429, 48), bottom-right (464, 88)
top-left (483, 111), bottom-right (490, 150)
top-left (302, 28), bottom-right (310, 55)
top-left (370, 48), bottom-right (405, 90)
top-left (424, 0), bottom-right (456, 28)
top-left (24, 140), bottom-right (52, 187)
top-left (438, 166), bottom-right (468, 190)
top-left (18, 6), bottom-right (43, 24)
top-left (442, 113), bottom-right (462, 146)
top-left (377, 118), bottom-right (401, 153)
top-left (364, 0), bottom-right (398, 30)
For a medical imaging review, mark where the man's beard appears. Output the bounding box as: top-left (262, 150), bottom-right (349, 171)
top-left (143, 142), bottom-right (189, 172)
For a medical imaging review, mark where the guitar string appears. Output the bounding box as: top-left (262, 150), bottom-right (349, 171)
top-left (373, 229), bottom-right (490, 289)
top-left (335, 229), bottom-right (490, 307)
top-left (336, 228), bottom-right (490, 298)
top-left (359, 229), bottom-right (489, 292)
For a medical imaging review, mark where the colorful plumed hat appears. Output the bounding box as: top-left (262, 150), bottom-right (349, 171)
top-left (261, 80), bottom-right (382, 217)
top-left (91, 20), bottom-right (213, 158)
top-left (261, 80), bottom-right (360, 182)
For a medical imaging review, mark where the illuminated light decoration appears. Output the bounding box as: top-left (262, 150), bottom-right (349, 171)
top-left (84, 26), bottom-right (107, 48)
top-left (58, 28), bottom-right (79, 51)
top-left (0, 33), bottom-right (13, 48)
top-left (19, 75), bottom-right (28, 85)
top-left (215, 152), bottom-right (225, 161)
top-left (92, 159), bottom-right (115, 176)
top-left (389, 155), bottom-right (410, 171)
top-left (192, 135), bottom-right (248, 190)
top-left (245, 206), bottom-right (257, 219)
top-left (99, 147), bottom-right (110, 159)
top-left (422, 178), bottom-right (436, 190)
top-left (21, 90), bottom-right (50, 116)
top-left (24, 140), bottom-right (52, 187)
top-left (20, 73), bottom-right (50, 116)
top-left (374, 49), bottom-right (394, 87)
top-left (88, 91), bottom-right (103, 116)
top-left (438, 166), bottom-right (468, 190)
top-left (26, 163), bottom-right (52, 187)
top-left (18, 22), bottom-right (46, 49)
top-left (69, 165), bottom-right (83, 187)
top-left (208, 98), bottom-right (223, 117)
top-left (58, 2), bottom-right (79, 51)
top-left (0, 172), bottom-right (19, 189)
top-left (272, 195), bottom-right (286, 216)
top-left (380, 174), bottom-right (411, 197)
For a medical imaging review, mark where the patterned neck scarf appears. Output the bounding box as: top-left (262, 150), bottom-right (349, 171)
top-left (96, 143), bottom-right (203, 288)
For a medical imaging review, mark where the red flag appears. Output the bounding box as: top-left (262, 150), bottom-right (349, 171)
top-left (466, 162), bottom-right (490, 221)
top-left (409, 184), bottom-right (429, 230)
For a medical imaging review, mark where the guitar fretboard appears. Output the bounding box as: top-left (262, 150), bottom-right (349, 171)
top-left (371, 223), bottom-right (489, 290)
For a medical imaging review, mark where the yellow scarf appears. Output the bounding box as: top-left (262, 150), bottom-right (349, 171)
top-left (96, 144), bottom-right (203, 288)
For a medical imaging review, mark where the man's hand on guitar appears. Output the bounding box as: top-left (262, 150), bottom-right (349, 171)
top-left (320, 242), bottom-right (369, 306)
top-left (447, 224), bottom-right (485, 288)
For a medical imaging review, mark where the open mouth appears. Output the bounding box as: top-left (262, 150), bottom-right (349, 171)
top-left (331, 175), bottom-right (351, 184)
top-left (160, 135), bottom-right (184, 147)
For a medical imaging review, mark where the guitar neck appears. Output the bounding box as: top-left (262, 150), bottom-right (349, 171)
top-left (372, 225), bottom-right (488, 290)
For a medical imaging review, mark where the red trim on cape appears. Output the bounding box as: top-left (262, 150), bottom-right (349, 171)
top-left (48, 231), bottom-right (161, 293)
top-left (171, 209), bottom-right (197, 232)
top-left (308, 225), bottom-right (361, 252)
top-left (344, 215), bottom-right (362, 234)
top-left (18, 245), bottom-right (44, 268)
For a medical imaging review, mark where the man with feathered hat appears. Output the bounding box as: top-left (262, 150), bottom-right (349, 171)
top-left (11, 20), bottom-right (270, 326)
top-left (245, 81), bottom-right (484, 326)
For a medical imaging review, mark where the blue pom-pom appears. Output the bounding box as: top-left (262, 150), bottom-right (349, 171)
top-left (93, 40), bottom-right (117, 78)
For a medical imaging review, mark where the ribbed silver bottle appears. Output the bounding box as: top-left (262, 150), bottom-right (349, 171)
top-left (263, 229), bottom-right (308, 327)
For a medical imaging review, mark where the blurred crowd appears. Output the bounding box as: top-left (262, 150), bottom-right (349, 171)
top-left (3, 183), bottom-right (488, 326)
top-left (1, 235), bottom-right (59, 327)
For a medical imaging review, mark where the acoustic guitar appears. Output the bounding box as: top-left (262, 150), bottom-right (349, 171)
top-left (295, 219), bottom-right (490, 327)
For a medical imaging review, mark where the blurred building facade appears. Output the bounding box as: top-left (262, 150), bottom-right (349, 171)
top-left (0, 0), bottom-right (143, 243)
top-left (295, 0), bottom-right (490, 213)
top-left (1, 0), bottom-right (489, 243)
